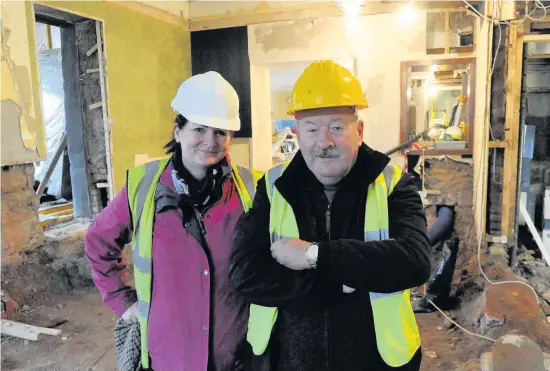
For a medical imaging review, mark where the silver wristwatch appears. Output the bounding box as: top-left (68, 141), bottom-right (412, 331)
top-left (305, 243), bottom-right (319, 269)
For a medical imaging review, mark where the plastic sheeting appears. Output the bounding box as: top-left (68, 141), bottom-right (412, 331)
top-left (35, 49), bottom-right (66, 198)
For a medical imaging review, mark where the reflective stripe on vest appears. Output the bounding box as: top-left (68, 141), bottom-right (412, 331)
top-left (247, 163), bottom-right (421, 367)
top-left (127, 157), bottom-right (261, 369)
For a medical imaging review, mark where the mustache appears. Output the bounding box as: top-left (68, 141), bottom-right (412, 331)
top-left (315, 148), bottom-right (340, 158)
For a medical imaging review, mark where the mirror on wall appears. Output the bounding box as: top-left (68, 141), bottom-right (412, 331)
top-left (400, 58), bottom-right (476, 155)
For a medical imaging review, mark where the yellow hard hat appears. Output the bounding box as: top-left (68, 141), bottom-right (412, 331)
top-left (444, 126), bottom-right (463, 140)
top-left (288, 60), bottom-right (369, 115)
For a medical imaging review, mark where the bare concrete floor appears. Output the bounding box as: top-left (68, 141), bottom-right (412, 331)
top-left (1, 290), bottom-right (489, 371)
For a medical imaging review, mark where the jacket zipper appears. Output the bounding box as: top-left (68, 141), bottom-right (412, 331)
top-left (325, 201), bottom-right (332, 370)
top-left (326, 202), bottom-right (332, 241)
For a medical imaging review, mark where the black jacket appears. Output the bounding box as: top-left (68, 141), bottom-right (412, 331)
top-left (230, 144), bottom-right (431, 371)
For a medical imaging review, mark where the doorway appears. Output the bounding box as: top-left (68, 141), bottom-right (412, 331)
top-left (33, 4), bottom-right (113, 226)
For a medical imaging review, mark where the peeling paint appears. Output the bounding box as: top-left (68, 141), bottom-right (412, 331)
top-left (254, 19), bottom-right (321, 53)
top-left (1, 25), bottom-right (38, 153)
top-left (1, 100), bottom-right (39, 166)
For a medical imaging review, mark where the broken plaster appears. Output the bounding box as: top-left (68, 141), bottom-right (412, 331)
top-left (1, 23), bottom-right (39, 157)
top-left (254, 19), bottom-right (320, 53)
top-left (1, 99), bottom-right (39, 165)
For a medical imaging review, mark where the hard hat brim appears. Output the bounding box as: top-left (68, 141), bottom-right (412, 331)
top-left (183, 113), bottom-right (241, 131)
top-left (288, 102), bottom-right (368, 116)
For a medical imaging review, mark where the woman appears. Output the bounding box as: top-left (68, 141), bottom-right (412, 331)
top-left (85, 71), bottom-right (261, 371)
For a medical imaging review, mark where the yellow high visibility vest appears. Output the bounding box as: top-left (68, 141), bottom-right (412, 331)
top-left (127, 156), bottom-right (262, 369)
top-left (247, 162), bottom-right (421, 367)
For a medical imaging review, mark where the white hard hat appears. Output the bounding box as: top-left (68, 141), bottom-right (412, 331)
top-left (170, 71), bottom-right (240, 131)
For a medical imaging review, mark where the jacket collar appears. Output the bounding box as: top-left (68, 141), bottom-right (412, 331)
top-left (275, 143), bottom-right (390, 198)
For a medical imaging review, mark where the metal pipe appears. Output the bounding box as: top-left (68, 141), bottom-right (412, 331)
top-left (384, 130), bottom-right (428, 156)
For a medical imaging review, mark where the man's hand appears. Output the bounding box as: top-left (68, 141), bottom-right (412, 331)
top-left (270, 238), bottom-right (311, 270)
top-left (121, 301), bottom-right (139, 323)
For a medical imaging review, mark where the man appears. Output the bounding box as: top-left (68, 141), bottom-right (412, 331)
top-left (230, 60), bottom-right (431, 371)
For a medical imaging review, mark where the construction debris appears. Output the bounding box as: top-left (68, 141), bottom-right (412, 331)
top-left (1, 319), bottom-right (62, 341)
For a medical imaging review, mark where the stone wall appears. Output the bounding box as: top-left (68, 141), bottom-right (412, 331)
top-left (487, 23), bottom-right (509, 236)
top-left (75, 21), bottom-right (108, 216)
top-left (1, 164), bottom-right (44, 262)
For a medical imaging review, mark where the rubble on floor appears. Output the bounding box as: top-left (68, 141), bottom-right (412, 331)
top-left (1, 219), bottom-right (94, 310)
top-left (480, 334), bottom-right (550, 371)
top-left (514, 244), bottom-right (550, 308)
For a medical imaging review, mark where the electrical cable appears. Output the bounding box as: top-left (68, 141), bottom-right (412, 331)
top-left (420, 0), bottom-right (543, 343)
top-left (475, 1), bottom-right (540, 306)
top-left (460, 0), bottom-right (540, 306)
top-left (462, 0), bottom-right (546, 26)
top-left (426, 298), bottom-right (497, 343)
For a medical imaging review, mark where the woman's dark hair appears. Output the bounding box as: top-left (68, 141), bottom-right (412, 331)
top-left (164, 114), bottom-right (188, 154)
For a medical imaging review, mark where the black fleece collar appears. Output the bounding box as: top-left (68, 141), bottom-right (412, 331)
top-left (275, 143), bottom-right (390, 199)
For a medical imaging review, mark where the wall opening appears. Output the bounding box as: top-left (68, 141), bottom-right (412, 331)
top-left (33, 4), bottom-right (112, 226)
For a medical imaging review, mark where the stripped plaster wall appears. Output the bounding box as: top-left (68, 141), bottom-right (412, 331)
top-left (39, 1), bottom-right (192, 192)
top-left (1, 1), bottom-right (47, 166)
top-left (249, 11), bottom-right (491, 241)
top-left (248, 13), bottom-right (431, 169)
top-left (190, 1), bottom-right (324, 19)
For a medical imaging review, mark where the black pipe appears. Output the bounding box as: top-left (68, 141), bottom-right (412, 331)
top-left (384, 130), bottom-right (428, 156)
top-left (427, 206), bottom-right (455, 246)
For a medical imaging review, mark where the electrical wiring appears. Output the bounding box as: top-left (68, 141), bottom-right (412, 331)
top-left (462, 0), bottom-right (546, 26)
top-left (426, 298), bottom-right (497, 343)
top-left (421, 0), bottom-right (543, 343)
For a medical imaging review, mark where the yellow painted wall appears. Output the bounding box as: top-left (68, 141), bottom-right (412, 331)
top-left (1, 1), bottom-right (46, 166)
top-left (40, 1), bottom-right (191, 192)
top-left (271, 90), bottom-right (293, 122)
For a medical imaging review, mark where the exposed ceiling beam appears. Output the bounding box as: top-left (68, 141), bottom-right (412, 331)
top-left (189, 1), bottom-right (469, 32)
top-left (189, 2), bottom-right (398, 31)
top-left (104, 1), bottom-right (189, 30)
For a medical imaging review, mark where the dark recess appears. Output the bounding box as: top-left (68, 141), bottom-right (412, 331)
top-left (191, 26), bottom-right (252, 138)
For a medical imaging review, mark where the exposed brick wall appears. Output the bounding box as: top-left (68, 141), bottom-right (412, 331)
top-left (1, 164), bottom-right (44, 262)
top-left (487, 24), bottom-right (510, 236)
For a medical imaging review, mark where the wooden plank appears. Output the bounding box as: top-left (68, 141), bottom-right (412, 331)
top-left (527, 54), bottom-right (550, 60)
top-left (523, 33), bottom-right (550, 43)
top-left (45, 24), bottom-right (52, 50)
top-left (36, 133), bottom-right (67, 198)
top-left (39, 202), bottom-right (73, 215)
top-left (85, 43), bottom-right (98, 57)
top-left (95, 21), bottom-right (115, 201)
top-left (1, 320), bottom-right (62, 341)
top-left (104, 1), bottom-right (189, 30)
top-left (88, 102), bottom-right (103, 110)
top-left (189, 2), bottom-right (399, 31)
top-left (501, 24), bottom-right (524, 239)
top-left (39, 214), bottom-right (73, 229)
top-left (445, 11), bottom-right (451, 55)
top-left (49, 208), bottom-right (73, 217)
top-left (488, 141), bottom-right (506, 148)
